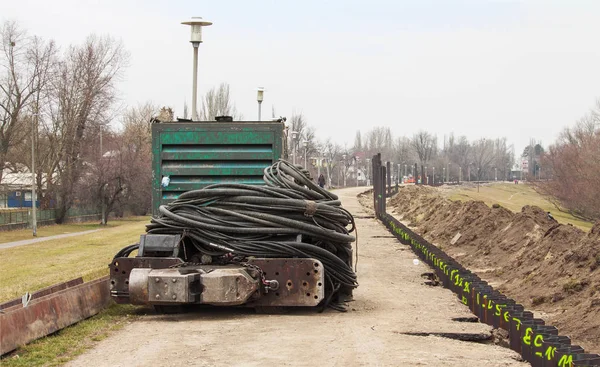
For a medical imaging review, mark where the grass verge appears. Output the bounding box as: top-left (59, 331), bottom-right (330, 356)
top-left (0, 304), bottom-right (145, 367)
top-left (444, 183), bottom-right (593, 230)
top-left (0, 217), bottom-right (148, 244)
top-left (0, 216), bottom-right (149, 303)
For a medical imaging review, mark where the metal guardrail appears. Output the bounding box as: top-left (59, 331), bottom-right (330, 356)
top-left (371, 153), bottom-right (600, 367)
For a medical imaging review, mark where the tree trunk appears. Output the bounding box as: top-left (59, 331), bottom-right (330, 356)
top-left (0, 149), bottom-right (7, 184)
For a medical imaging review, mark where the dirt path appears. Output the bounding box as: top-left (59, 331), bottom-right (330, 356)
top-left (67, 188), bottom-right (525, 367)
top-left (0, 229), bottom-right (101, 249)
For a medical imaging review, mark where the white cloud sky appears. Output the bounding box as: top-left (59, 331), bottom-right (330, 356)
top-left (4, 0), bottom-right (600, 155)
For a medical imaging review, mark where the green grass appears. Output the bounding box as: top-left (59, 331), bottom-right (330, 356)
top-left (0, 216), bottom-right (151, 366)
top-left (445, 183), bottom-right (593, 231)
top-left (0, 216), bottom-right (149, 244)
top-left (0, 216), bottom-right (149, 303)
top-left (0, 304), bottom-right (142, 367)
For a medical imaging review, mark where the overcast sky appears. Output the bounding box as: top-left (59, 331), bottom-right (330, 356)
top-left (4, 0), bottom-right (600, 155)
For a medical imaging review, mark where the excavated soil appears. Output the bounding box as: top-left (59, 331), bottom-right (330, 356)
top-left (383, 185), bottom-right (600, 352)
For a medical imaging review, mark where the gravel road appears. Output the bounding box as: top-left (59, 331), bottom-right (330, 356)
top-left (66, 187), bottom-right (526, 367)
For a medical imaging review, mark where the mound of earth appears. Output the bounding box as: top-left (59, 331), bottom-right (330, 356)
top-left (384, 185), bottom-right (600, 352)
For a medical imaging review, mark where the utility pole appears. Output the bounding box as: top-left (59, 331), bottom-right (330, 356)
top-left (343, 154), bottom-right (347, 187)
top-left (355, 157), bottom-right (360, 187)
top-left (291, 131), bottom-right (298, 165)
top-left (100, 125), bottom-right (106, 226)
top-left (303, 140), bottom-right (308, 168)
top-left (31, 113), bottom-right (37, 236)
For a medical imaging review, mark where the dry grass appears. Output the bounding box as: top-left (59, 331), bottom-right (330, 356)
top-left (0, 216), bottom-right (150, 366)
top-left (443, 183), bottom-right (593, 231)
top-left (0, 216), bottom-right (149, 303)
top-left (0, 217), bottom-right (149, 244)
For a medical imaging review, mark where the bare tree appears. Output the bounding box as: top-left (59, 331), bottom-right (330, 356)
top-left (322, 138), bottom-right (342, 187)
top-left (364, 127), bottom-right (393, 160)
top-left (470, 138), bottom-right (495, 180)
top-left (0, 20), bottom-right (56, 183)
top-left (198, 82), bottom-right (242, 121)
top-left (411, 130), bottom-right (437, 166)
top-left (182, 101), bottom-right (189, 120)
top-left (288, 111), bottom-right (308, 165)
top-left (45, 34), bottom-right (128, 223)
top-left (394, 136), bottom-right (413, 168)
top-left (120, 102), bottom-right (158, 215)
top-left (539, 100), bottom-right (600, 220)
top-left (353, 130), bottom-right (362, 152)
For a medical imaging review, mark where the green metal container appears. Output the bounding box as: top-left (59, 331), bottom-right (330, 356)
top-left (152, 121), bottom-right (285, 216)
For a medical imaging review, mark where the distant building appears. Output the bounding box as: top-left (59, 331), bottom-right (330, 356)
top-left (0, 169), bottom-right (47, 208)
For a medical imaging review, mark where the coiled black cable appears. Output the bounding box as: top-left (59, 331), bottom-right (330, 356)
top-left (142, 159), bottom-right (358, 309)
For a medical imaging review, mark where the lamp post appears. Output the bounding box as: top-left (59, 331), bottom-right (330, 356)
top-left (303, 140), bottom-right (308, 168)
top-left (342, 154), bottom-right (347, 187)
top-left (468, 163), bottom-right (473, 182)
top-left (256, 87), bottom-right (264, 121)
top-left (355, 157), bottom-right (360, 187)
top-left (433, 167), bottom-right (435, 185)
top-left (366, 158), bottom-right (371, 186)
top-left (291, 131), bottom-right (298, 165)
top-left (100, 124), bottom-right (106, 226)
top-left (182, 17), bottom-right (213, 121)
top-left (31, 113), bottom-right (38, 236)
top-left (316, 156), bottom-right (321, 179)
top-left (425, 166), bottom-right (428, 184)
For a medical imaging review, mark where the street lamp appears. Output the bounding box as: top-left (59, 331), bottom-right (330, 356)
top-left (256, 87), bottom-right (264, 121)
top-left (366, 158), bottom-right (371, 186)
top-left (303, 140), bottom-right (308, 168)
top-left (355, 157), bottom-right (360, 187)
top-left (181, 16), bottom-right (213, 121)
top-left (31, 113), bottom-right (38, 236)
top-left (290, 131), bottom-right (299, 165)
top-left (342, 154), bottom-right (347, 187)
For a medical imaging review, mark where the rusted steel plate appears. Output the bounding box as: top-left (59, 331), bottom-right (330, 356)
top-left (0, 278), bottom-right (84, 312)
top-left (247, 258), bottom-right (324, 307)
top-left (0, 277), bottom-right (111, 356)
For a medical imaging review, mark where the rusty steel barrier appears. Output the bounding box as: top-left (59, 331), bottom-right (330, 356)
top-left (370, 154), bottom-right (600, 367)
top-left (0, 277), bottom-right (111, 355)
